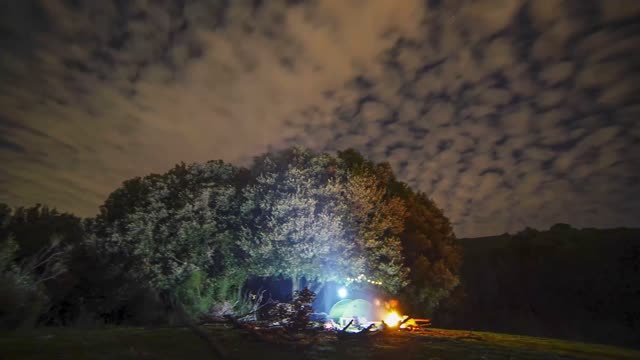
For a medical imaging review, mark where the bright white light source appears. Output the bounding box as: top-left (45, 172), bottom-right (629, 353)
top-left (385, 311), bottom-right (402, 327)
top-left (338, 287), bottom-right (347, 298)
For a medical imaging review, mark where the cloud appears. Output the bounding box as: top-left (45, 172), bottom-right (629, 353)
top-left (539, 61), bottom-right (574, 85)
top-left (1, 0), bottom-right (639, 237)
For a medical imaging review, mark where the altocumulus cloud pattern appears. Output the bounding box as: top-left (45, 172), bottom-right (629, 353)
top-left (0, 0), bottom-right (639, 237)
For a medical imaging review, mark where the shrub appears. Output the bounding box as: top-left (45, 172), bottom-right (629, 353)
top-left (174, 271), bottom-right (215, 319)
top-left (257, 288), bottom-right (316, 331)
top-left (0, 239), bottom-right (48, 329)
top-left (286, 288), bottom-right (316, 332)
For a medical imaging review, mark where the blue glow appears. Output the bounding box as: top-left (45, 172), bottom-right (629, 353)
top-left (338, 287), bottom-right (347, 298)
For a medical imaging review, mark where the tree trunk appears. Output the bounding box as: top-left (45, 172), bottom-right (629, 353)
top-left (236, 284), bottom-right (243, 303)
top-left (291, 275), bottom-right (301, 298)
top-left (311, 282), bottom-right (324, 296)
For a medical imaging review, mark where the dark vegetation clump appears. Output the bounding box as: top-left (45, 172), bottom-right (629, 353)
top-left (258, 302), bottom-right (294, 324)
top-left (286, 288), bottom-right (316, 332)
top-left (252, 288), bottom-right (317, 332)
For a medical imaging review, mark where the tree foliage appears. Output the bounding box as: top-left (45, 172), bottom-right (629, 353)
top-left (239, 148), bottom-right (358, 293)
top-left (0, 146), bottom-right (461, 325)
top-left (239, 147), bottom-right (437, 297)
top-left (0, 205), bottom-right (76, 328)
top-left (397, 192), bottom-right (460, 315)
top-left (339, 152), bottom-right (409, 293)
top-left (337, 149), bottom-right (460, 313)
top-left (95, 161), bottom-right (247, 316)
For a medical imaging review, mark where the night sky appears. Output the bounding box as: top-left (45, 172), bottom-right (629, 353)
top-left (1, 0), bottom-right (639, 237)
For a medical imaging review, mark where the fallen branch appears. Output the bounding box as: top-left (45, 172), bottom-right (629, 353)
top-left (341, 319), bottom-right (354, 332)
top-left (185, 321), bottom-right (227, 359)
top-left (337, 322), bottom-right (380, 340)
top-left (358, 324), bottom-right (376, 334)
top-left (177, 306), bottom-right (227, 360)
top-left (234, 297), bottom-right (276, 321)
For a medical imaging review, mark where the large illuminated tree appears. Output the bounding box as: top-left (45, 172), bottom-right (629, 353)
top-left (239, 147), bottom-right (361, 294)
top-left (339, 149), bottom-right (460, 314)
top-left (341, 158), bottom-right (409, 292)
top-left (240, 147), bottom-right (412, 296)
top-left (94, 146), bottom-right (459, 317)
top-left (96, 161), bottom-right (246, 315)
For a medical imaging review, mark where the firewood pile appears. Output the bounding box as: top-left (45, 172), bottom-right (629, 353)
top-left (188, 289), bottom-right (436, 360)
top-left (221, 313), bottom-right (419, 345)
top-left (335, 319), bottom-right (381, 340)
top-left (203, 289), bottom-right (433, 353)
top-left (224, 314), bottom-right (327, 349)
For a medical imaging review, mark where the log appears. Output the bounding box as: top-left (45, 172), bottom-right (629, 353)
top-left (399, 316), bottom-right (412, 327)
top-left (341, 319), bottom-right (354, 332)
top-left (337, 322), bottom-right (381, 340)
top-left (358, 323), bottom-right (376, 334)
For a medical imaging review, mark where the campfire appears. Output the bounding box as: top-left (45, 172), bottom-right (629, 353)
top-left (384, 311), bottom-right (403, 327)
top-left (220, 289), bottom-right (432, 350)
top-left (329, 298), bottom-right (424, 333)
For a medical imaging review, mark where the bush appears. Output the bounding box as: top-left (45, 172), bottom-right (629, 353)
top-left (286, 288), bottom-right (316, 331)
top-left (0, 239), bottom-right (48, 329)
top-left (231, 289), bottom-right (267, 320)
top-left (174, 271), bottom-right (215, 319)
top-left (210, 301), bottom-right (235, 319)
top-left (256, 288), bottom-right (316, 331)
top-left (72, 302), bottom-right (106, 329)
top-left (257, 302), bottom-right (294, 323)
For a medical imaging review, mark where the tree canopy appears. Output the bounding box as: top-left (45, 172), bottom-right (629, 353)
top-left (239, 148), bottom-right (357, 292)
top-left (94, 161), bottom-right (247, 316)
top-left (1, 147), bottom-right (461, 327)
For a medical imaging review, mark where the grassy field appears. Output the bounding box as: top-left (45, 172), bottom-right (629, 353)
top-left (1, 326), bottom-right (639, 360)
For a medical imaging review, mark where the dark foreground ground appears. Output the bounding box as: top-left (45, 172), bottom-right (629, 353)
top-left (1, 326), bottom-right (639, 360)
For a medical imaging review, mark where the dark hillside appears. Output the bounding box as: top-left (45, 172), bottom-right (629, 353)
top-left (436, 225), bottom-right (640, 348)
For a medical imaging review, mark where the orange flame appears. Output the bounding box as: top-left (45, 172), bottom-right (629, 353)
top-left (384, 311), bottom-right (402, 327)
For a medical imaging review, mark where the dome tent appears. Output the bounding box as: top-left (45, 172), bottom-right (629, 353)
top-left (328, 299), bottom-right (374, 321)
